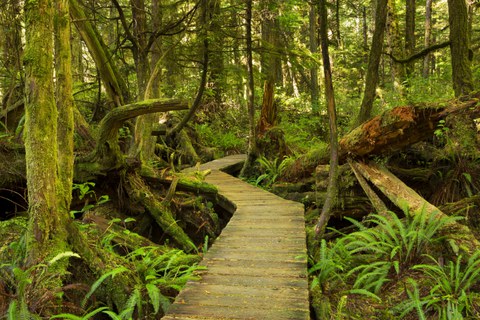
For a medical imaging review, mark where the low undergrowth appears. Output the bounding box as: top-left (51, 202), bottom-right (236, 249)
top-left (308, 208), bottom-right (480, 319)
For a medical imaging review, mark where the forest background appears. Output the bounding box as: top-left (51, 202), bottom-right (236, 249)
top-left (1, 0), bottom-right (480, 319)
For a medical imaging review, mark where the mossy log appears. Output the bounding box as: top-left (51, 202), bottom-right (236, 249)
top-left (126, 173), bottom-right (196, 252)
top-left (340, 92), bottom-right (480, 157)
top-left (352, 160), bottom-right (480, 251)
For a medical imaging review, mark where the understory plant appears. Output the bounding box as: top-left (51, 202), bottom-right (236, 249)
top-left (255, 155), bottom-right (294, 188)
top-left (309, 207), bottom-right (462, 318)
top-left (396, 252), bottom-right (480, 319)
top-left (342, 208), bottom-right (458, 294)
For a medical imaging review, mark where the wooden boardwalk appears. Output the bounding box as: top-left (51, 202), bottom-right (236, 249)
top-left (163, 155), bottom-right (309, 320)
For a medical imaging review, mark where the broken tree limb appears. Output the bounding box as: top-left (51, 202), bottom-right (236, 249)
top-left (340, 91), bottom-right (480, 158)
top-left (352, 160), bottom-right (479, 251)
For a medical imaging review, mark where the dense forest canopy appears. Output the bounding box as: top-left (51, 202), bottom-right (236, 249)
top-left (0, 0), bottom-right (480, 318)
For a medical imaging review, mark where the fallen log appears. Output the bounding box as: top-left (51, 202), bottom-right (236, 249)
top-left (340, 92), bottom-right (480, 157)
top-left (352, 160), bottom-right (479, 252)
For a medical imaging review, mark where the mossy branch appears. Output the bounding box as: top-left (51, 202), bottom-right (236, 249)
top-left (94, 99), bottom-right (188, 166)
top-left (385, 41), bottom-right (451, 64)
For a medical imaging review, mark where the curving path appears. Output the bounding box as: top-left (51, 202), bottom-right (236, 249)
top-left (162, 155), bottom-right (309, 320)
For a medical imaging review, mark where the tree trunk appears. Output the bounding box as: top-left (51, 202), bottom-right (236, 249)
top-left (309, 3), bottom-right (320, 112)
top-left (352, 160), bottom-right (480, 250)
top-left (423, 0), bottom-right (433, 77)
top-left (386, 0), bottom-right (405, 93)
top-left (55, 0), bottom-right (75, 218)
top-left (240, 0), bottom-right (257, 177)
top-left (24, 0), bottom-right (69, 267)
top-left (447, 0), bottom-right (474, 96)
top-left (405, 0), bottom-right (416, 78)
top-left (356, 0), bottom-right (388, 125)
top-left (340, 92), bottom-right (480, 158)
top-left (258, 1), bottom-right (280, 136)
top-left (315, 0), bottom-right (339, 237)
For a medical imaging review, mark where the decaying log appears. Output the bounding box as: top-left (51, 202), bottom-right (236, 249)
top-left (340, 92), bottom-right (480, 158)
top-left (352, 160), bottom-right (479, 250)
top-left (348, 159), bottom-right (388, 216)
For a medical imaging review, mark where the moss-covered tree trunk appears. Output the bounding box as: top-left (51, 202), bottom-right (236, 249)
top-left (55, 0), bottom-right (75, 215)
top-left (24, 0), bottom-right (69, 266)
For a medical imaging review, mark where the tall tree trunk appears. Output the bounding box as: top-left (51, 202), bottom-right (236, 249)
top-left (55, 0), bottom-right (75, 217)
top-left (405, 0), bottom-right (416, 78)
top-left (423, 0), bottom-right (433, 77)
top-left (309, 3), bottom-right (320, 112)
top-left (356, 0), bottom-right (388, 125)
top-left (386, 0), bottom-right (405, 93)
top-left (447, 0), bottom-right (473, 96)
top-left (240, 0), bottom-right (257, 177)
top-left (25, 0), bottom-right (69, 266)
top-left (129, 0), bottom-right (158, 163)
top-left (258, 1), bottom-right (280, 135)
top-left (1, 0), bottom-right (24, 132)
top-left (209, 0), bottom-right (224, 104)
top-left (315, 0), bottom-right (339, 237)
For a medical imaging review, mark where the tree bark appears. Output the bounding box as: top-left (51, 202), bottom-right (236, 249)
top-left (94, 99), bottom-right (189, 167)
top-left (309, 3), bottom-right (320, 112)
top-left (240, 0), bottom-right (257, 177)
top-left (356, 0), bottom-right (388, 125)
top-left (340, 92), bottom-right (480, 158)
top-left (423, 0), bottom-right (433, 77)
top-left (405, 0), bottom-right (416, 78)
top-left (447, 0), bottom-right (474, 96)
top-left (24, 0), bottom-right (69, 267)
top-left (55, 0), bottom-right (75, 219)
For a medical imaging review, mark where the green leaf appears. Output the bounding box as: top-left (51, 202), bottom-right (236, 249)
top-left (82, 267), bottom-right (129, 308)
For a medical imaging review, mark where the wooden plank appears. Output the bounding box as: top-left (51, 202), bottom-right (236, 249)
top-left (164, 155), bottom-right (309, 319)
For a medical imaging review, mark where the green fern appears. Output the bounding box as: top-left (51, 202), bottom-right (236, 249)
top-left (50, 306), bottom-right (109, 320)
top-left (309, 239), bottom-right (347, 292)
top-left (81, 266), bottom-right (129, 308)
top-left (255, 156), bottom-right (294, 188)
top-left (411, 252), bottom-right (480, 319)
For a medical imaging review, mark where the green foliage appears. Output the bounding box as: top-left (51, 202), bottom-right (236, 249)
top-left (309, 239), bottom-right (347, 292)
top-left (255, 156), bottom-right (294, 188)
top-left (81, 266), bottom-right (129, 309)
top-left (411, 253), bottom-right (480, 319)
top-left (3, 252), bottom-right (79, 320)
top-left (194, 123), bottom-right (245, 154)
top-left (342, 208), bottom-right (458, 291)
top-left (121, 247), bottom-right (203, 316)
top-left (70, 182), bottom-right (110, 218)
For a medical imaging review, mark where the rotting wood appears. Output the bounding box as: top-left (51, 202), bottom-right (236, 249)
top-left (340, 91), bottom-right (480, 158)
top-left (348, 159), bottom-right (388, 217)
top-left (352, 160), bottom-right (480, 251)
